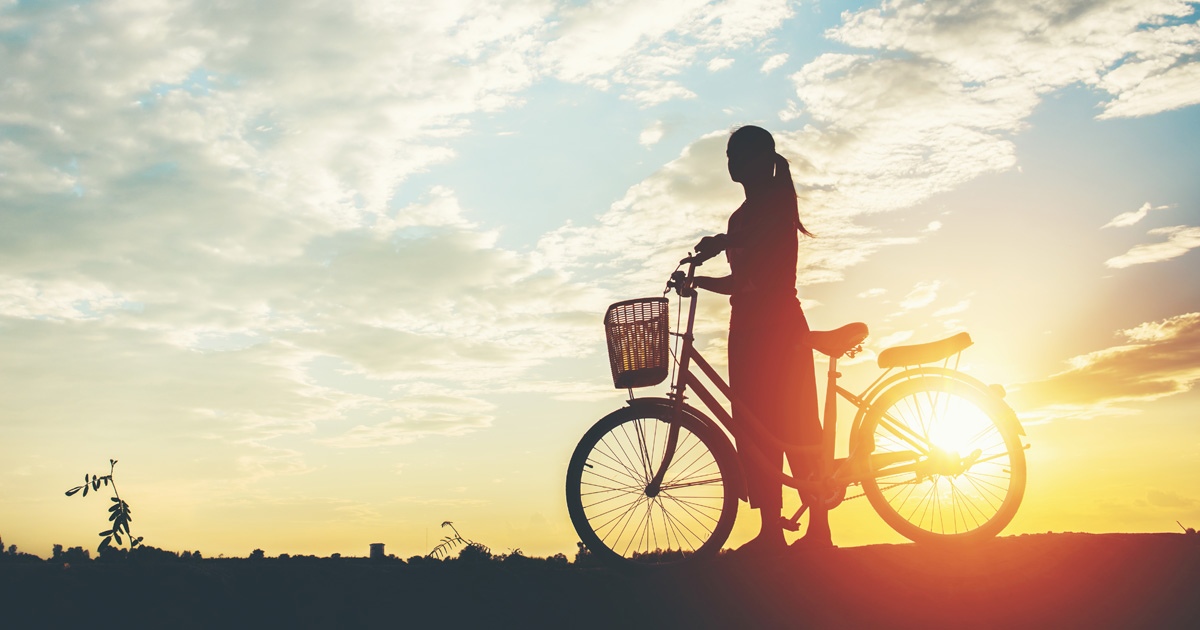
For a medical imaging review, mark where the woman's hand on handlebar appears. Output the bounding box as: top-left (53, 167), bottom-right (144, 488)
top-left (693, 233), bottom-right (727, 264)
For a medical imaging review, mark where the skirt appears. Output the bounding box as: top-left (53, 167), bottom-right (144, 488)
top-left (728, 297), bottom-right (820, 508)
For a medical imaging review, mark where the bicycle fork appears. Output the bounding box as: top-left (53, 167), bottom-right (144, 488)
top-left (645, 264), bottom-right (700, 498)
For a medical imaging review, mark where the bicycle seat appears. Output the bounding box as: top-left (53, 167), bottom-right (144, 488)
top-left (810, 322), bottom-right (869, 357)
top-left (877, 332), bottom-right (973, 369)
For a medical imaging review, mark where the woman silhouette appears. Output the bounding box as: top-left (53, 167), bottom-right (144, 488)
top-left (692, 125), bottom-right (828, 552)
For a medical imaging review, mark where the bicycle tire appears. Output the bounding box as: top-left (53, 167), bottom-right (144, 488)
top-left (862, 376), bottom-right (1026, 543)
top-left (566, 404), bottom-right (739, 567)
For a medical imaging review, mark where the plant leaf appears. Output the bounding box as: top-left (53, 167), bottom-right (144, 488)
top-left (111, 497), bottom-right (119, 502)
top-left (109, 512), bottom-right (119, 521)
top-left (65, 487), bottom-right (81, 496)
top-left (100, 536), bottom-right (112, 549)
top-left (82, 484), bottom-right (88, 497)
top-left (114, 531), bottom-right (122, 545)
top-left (100, 530), bottom-right (113, 536)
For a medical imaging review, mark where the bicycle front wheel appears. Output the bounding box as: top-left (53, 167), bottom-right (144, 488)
top-left (566, 404), bottom-right (738, 567)
top-left (862, 376), bottom-right (1026, 543)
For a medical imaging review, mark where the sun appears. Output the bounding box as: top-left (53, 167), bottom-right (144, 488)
top-left (925, 395), bottom-right (996, 457)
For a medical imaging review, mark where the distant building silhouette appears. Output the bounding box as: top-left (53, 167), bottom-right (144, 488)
top-left (370, 543), bottom-right (385, 560)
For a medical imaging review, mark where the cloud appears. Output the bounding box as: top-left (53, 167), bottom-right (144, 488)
top-left (826, 0), bottom-right (1200, 122)
top-left (1102, 202), bottom-right (1172, 228)
top-left (760, 53), bottom-right (789, 74)
top-left (1105, 225), bottom-right (1200, 268)
top-left (321, 395), bottom-right (496, 448)
top-left (933, 299), bottom-right (970, 317)
top-left (639, 120), bottom-right (666, 147)
top-left (1144, 489), bottom-right (1199, 509)
top-left (874, 330), bottom-right (914, 349)
top-left (1012, 312), bottom-right (1200, 412)
top-left (900, 281), bottom-right (941, 310)
top-left (779, 0), bottom-right (1200, 221)
top-left (858, 288), bottom-right (887, 299)
top-left (542, 0), bottom-right (795, 105)
top-left (708, 57), bottom-right (735, 71)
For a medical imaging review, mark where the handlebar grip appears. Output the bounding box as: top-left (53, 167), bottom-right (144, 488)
top-left (690, 248), bottom-right (719, 265)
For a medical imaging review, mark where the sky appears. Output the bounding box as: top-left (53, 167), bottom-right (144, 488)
top-left (1, 0), bottom-right (1198, 559)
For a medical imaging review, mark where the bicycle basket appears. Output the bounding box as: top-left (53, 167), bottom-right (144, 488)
top-left (603, 297), bottom-right (670, 389)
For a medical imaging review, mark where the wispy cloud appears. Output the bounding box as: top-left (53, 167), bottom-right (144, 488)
top-left (543, 0), bottom-right (795, 105)
top-left (639, 120), bottom-right (667, 147)
top-left (761, 53), bottom-right (789, 74)
top-left (1105, 225), bottom-right (1200, 268)
top-left (708, 57), bottom-right (735, 72)
top-left (1102, 202), bottom-right (1172, 228)
top-left (900, 281), bottom-right (941, 310)
top-left (933, 299), bottom-right (970, 317)
top-left (1012, 312), bottom-right (1200, 412)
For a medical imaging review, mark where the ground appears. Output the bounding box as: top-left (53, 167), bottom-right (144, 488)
top-left (1, 533), bottom-right (1197, 629)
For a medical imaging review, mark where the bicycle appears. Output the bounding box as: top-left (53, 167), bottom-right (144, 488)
top-left (565, 252), bottom-right (1029, 567)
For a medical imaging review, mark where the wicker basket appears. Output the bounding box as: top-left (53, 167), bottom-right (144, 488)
top-left (604, 297), bottom-right (670, 389)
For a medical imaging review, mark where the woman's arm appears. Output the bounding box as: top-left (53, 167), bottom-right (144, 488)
top-left (693, 275), bottom-right (735, 295)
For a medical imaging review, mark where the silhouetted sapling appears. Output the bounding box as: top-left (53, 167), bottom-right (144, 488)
top-left (428, 521), bottom-right (491, 560)
top-left (63, 459), bottom-right (143, 553)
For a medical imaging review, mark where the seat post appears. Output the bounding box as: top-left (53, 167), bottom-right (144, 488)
top-left (821, 354), bottom-right (840, 483)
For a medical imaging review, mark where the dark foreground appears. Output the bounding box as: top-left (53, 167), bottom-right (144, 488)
top-left (2, 533), bottom-right (1198, 629)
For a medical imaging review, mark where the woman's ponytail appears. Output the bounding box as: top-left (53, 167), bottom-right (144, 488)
top-left (774, 152), bottom-right (813, 237)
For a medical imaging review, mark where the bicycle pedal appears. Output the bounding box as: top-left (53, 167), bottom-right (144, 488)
top-left (780, 517), bottom-right (801, 532)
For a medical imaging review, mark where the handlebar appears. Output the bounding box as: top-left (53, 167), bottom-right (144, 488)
top-left (666, 251), bottom-right (710, 297)
top-left (680, 248), bottom-right (719, 267)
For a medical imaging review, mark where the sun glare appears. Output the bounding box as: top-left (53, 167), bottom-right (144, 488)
top-left (926, 397), bottom-right (995, 456)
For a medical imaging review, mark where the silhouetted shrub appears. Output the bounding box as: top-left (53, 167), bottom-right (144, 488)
top-left (96, 545), bottom-right (128, 563)
top-left (130, 545), bottom-right (181, 563)
top-left (573, 542), bottom-right (599, 566)
top-left (250, 549), bottom-right (265, 560)
top-left (457, 543), bottom-right (493, 563)
top-left (51, 544), bottom-right (91, 565)
top-left (0, 537), bottom-right (42, 564)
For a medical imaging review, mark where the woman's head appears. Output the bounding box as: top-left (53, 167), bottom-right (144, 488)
top-left (726, 125), bottom-right (776, 184)
top-left (727, 125), bottom-right (813, 236)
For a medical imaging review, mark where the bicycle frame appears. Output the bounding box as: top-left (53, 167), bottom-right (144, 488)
top-left (642, 258), bottom-right (1015, 510)
top-left (644, 260), bottom-right (867, 504)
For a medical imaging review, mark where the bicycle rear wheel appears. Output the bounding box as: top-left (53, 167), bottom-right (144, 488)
top-left (566, 404), bottom-right (738, 567)
top-left (862, 376), bottom-right (1026, 543)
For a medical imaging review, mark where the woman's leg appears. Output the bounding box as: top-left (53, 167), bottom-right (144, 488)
top-left (790, 314), bottom-right (832, 548)
top-left (729, 327), bottom-right (786, 551)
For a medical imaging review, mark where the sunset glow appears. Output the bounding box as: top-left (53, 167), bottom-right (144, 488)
top-left (1, 0), bottom-right (1198, 560)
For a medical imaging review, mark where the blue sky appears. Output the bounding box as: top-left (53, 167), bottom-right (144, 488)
top-left (1, 0), bottom-right (1199, 558)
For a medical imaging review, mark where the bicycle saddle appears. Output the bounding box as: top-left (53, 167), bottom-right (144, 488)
top-left (810, 322), bottom-right (869, 357)
top-left (877, 331), bottom-right (973, 369)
